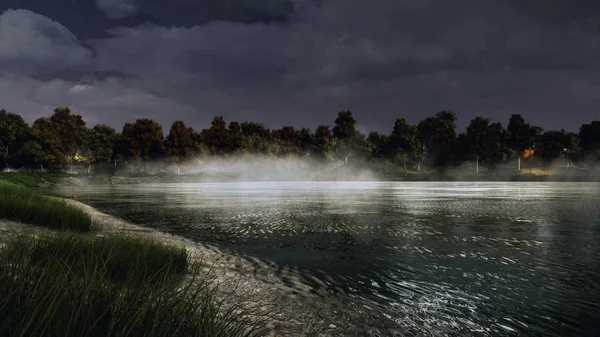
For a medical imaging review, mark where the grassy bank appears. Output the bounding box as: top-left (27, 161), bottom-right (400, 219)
top-left (0, 184), bottom-right (92, 231)
top-left (0, 179), bottom-right (259, 336)
top-left (0, 232), bottom-right (255, 337)
top-left (0, 171), bottom-right (65, 187)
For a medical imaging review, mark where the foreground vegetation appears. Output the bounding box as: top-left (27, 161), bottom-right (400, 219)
top-left (0, 232), bottom-right (256, 337)
top-left (0, 184), bottom-right (92, 231)
top-left (0, 182), bottom-right (259, 336)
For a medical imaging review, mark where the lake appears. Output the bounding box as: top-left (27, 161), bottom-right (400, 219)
top-left (46, 181), bottom-right (600, 336)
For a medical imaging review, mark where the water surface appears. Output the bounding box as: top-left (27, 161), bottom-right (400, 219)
top-left (47, 182), bottom-right (600, 336)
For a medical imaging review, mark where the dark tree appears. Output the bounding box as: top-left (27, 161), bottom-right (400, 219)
top-left (79, 124), bottom-right (116, 173)
top-left (50, 108), bottom-right (87, 167)
top-left (272, 126), bottom-right (301, 157)
top-left (314, 125), bottom-right (335, 164)
top-left (203, 116), bottom-right (232, 155)
top-left (332, 110), bottom-right (366, 164)
top-left (465, 117), bottom-right (504, 172)
top-left (417, 111), bottom-right (457, 169)
top-left (22, 117), bottom-right (65, 170)
top-left (367, 131), bottom-right (389, 160)
top-left (0, 109), bottom-right (29, 168)
top-left (165, 121), bottom-right (193, 174)
top-left (389, 118), bottom-right (424, 171)
top-left (121, 119), bottom-right (165, 169)
top-left (579, 121), bottom-right (600, 161)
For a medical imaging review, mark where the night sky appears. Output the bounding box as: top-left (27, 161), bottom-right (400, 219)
top-left (0, 0), bottom-right (599, 133)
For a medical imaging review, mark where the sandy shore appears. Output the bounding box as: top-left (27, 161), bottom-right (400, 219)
top-left (0, 197), bottom-right (371, 337)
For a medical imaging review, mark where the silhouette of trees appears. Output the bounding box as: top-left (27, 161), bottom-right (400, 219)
top-left (1, 105), bottom-right (599, 174)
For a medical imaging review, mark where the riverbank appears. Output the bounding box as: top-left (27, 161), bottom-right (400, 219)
top-left (65, 198), bottom-right (372, 336)
top-left (0, 181), bottom-right (365, 336)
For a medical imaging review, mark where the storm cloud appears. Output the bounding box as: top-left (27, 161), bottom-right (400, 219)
top-left (0, 0), bottom-right (598, 133)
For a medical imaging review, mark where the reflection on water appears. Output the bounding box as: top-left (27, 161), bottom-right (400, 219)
top-left (47, 182), bottom-right (600, 336)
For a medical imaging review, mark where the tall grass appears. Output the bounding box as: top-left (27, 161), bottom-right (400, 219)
top-left (0, 185), bottom-right (92, 231)
top-left (0, 232), bottom-right (257, 337)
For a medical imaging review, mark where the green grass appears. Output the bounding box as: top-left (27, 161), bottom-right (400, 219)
top-left (0, 172), bottom-right (66, 187)
top-left (0, 184), bottom-right (92, 231)
top-left (0, 232), bottom-right (257, 337)
top-left (23, 233), bottom-right (188, 286)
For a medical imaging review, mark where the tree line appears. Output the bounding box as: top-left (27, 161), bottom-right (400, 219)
top-left (0, 107), bottom-right (599, 174)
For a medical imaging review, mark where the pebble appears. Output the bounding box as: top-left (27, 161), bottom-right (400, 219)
top-left (328, 324), bottom-right (337, 329)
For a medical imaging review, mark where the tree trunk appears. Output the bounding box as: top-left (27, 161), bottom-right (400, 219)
top-left (517, 157), bottom-right (521, 171)
top-left (177, 165), bottom-right (180, 176)
top-left (417, 163), bottom-right (421, 172)
top-left (40, 164), bottom-right (44, 172)
top-left (404, 162), bottom-right (408, 176)
top-left (87, 163), bottom-right (92, 175)
top-left (476, 158), bottom-right (479, 174)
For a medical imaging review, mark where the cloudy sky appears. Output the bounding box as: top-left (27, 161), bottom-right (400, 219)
top-left (0, 0), bottom-right (599, 133)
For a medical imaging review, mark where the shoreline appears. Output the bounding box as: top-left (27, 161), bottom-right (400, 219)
top-left (0, 195), bottom-right (360, 336)
top-left (50, 174), bottom-right (600, 188)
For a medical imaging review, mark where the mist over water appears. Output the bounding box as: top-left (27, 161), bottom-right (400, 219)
top-left (47, 182), bottom-right (600, 336)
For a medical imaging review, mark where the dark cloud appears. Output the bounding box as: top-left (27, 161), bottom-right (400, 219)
top-left (0, 0), bottom-right (599, 133)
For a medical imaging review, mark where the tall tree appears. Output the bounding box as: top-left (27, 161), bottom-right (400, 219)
top-left (240, 122), bottom-right (272, 155)
top-left (314, 125), bottom-right (335, 164)
top-left (79, 124), bottom-right (116, 173)
top-left (121, 119), bottom-right (165, 169)
top-left (506, 114), bottom-right (543, 170)
top-left (0, 109), bottom-right (29, 168)
top-left (367, 131), bottom-right (389, 160)
top-left (417, 111), bottom-right (457, 169)
top-left (272, 126), bottom-right (301, 157)
top-left (23, 117), bottom-right (65, 170)
top-left (165, 121), bottom-right (193, 174)
top-left (389, 118), bottom-right (424, 172)
top-left (579, 121), bottom-right (600, 162)
top-left (538, 129), bottom-right (579, 166)
top-left (49, 107), bottom-right (87, 169)
top-left (332, 110), bottom-right (366, 164)
top-left (203, 116), bottom-right (231, 155)
top-left (466, 117), bottom-right (504, 172)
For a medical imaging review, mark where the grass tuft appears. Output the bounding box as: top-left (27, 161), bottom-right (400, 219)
top-left (0, 232), bottom-right (257, 337)
top-left (0, 185), bottom-right (92, 231)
